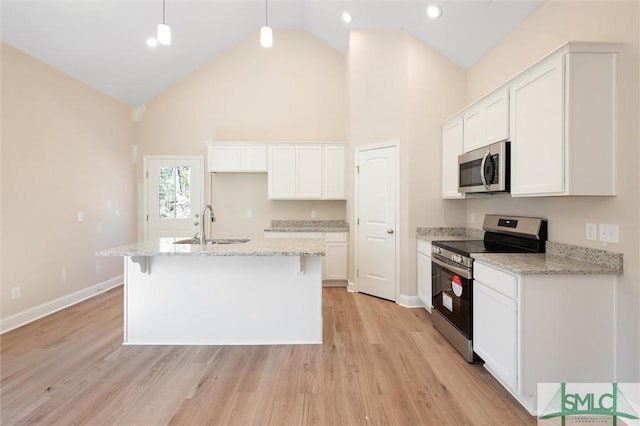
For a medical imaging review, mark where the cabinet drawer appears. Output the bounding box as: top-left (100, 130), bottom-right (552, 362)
top-left (474, 262), bottom-right (517, 299)
top-left (324, 232), bottom-right (348, 242)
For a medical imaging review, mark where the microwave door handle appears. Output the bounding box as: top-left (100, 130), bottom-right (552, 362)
top-left (480, 151), bottom-right (490, 190)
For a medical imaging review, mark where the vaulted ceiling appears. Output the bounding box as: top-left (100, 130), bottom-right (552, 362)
top-left (1, 0), bottom-right (543, 106)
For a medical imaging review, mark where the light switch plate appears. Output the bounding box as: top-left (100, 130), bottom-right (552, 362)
top-left (598, 224), bottom-right (620, 244)
top-left (606, 224), bottom-right (619, 243)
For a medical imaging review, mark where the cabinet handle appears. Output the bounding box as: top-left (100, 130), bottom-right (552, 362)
top-left (387, 229), bottom-right (394, 234)
top-left (480, 151), bottom-right (490, 190)
top-left (194, 221), bottom-right (199, 226)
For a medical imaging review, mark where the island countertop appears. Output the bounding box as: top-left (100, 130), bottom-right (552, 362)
top-left (96, 237), bottom-right (325, 257)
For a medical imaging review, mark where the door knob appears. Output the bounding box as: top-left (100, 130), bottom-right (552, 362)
top-left (387, 228), bottom-right (394, 234)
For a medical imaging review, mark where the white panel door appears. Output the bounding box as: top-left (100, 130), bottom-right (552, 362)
top-left (357, 145), bottom-right (397, 301)
top-left (145, 156), bottom-right (204, 241)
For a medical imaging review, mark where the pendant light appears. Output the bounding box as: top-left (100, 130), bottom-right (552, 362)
top-left (157, 0), bottom-right (171, 46)
top-left (260, 0), bottom-right (273, 48)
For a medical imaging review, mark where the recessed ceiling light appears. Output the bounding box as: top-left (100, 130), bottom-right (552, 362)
top-left (146, 38), bottom-right (158, 47)
top-left (342, 12), bottom-right (353, 24)
top-left (426, 4), bottom-right (442, 19)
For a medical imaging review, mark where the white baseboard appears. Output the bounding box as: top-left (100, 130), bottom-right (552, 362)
top-left (0, 276), bottom-right (123, 334)
top-left (397, 294), bottom-right (425, 308)
top-left (347, 280), bottom-right (357, 293)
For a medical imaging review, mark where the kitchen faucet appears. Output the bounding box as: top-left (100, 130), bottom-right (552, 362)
top-left (200, 204), bottom-right (216, 245)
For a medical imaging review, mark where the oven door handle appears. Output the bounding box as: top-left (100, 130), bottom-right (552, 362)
top-left (432, 256), bottom-right (472, 279)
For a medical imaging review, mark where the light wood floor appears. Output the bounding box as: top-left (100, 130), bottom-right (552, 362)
top-left (1, 286), bottom-right (535, 425)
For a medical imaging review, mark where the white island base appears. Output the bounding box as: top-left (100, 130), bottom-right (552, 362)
top-left (124, 255), bottom-right (322, 345)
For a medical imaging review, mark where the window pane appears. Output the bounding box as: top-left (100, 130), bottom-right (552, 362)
top-left (175, 166), bottom-right (191, 219)
top-left (158, 166), bottom-right (191, 219)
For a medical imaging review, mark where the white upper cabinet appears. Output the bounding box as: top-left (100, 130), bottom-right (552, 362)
top-left (441, 116), bottom-right (464, 199)
top-left (323, 145), bottom-right (347, 200)
top-left (463, 89), bottom-right (509, 152)
top-left (268, 143), bottom-right (347, 200)
top-left (295, 145), bottom-right (323, 199)
top-left (206, 142), bottom-right (267, 172)
top-left (268, 145), bottom-right (298, 199)
top-left (510, 42), bottom-right (620, 197)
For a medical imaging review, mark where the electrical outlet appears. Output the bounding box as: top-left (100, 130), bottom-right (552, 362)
top-left (77, 211), bottom-right (84, 222)
top-left (60, 267), bottom-right (67, 283)
top-left (247, 210), bottom-right (253, 218)
top-left (585, 223), bottom-right (597, 241)
top-left (11, 287), bottom-right (21, 300)
top-left (311, 210), bottom-right (317, 219)
top-left (470, 213), bottom-right (475, 224)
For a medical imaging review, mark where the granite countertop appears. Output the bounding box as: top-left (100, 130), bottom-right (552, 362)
top-left (416, 226), bottom-right (623, 276)
top-left (96, 237), bottom-right (325, 257)
top-left (416, 226), bottom-right (483, 242)
top-left (472, 253), bottom-right (621, 275)
top-left (265, 220), bottom-right (349, 233)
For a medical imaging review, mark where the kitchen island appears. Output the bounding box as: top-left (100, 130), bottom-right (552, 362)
top-left (97, 238), bottom-right (325, 345)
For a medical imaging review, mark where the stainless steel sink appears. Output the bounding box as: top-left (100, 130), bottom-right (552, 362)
top-left (173, 238), bottom-right (250, 245)
top-left (209, 238), bottom-right (250, 244)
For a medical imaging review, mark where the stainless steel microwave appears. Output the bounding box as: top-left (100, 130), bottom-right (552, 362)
top-left (458, 140), bottom-right (510, 194)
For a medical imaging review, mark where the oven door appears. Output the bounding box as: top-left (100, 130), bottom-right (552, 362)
top-left (431, 256), bottom-right (472, 338)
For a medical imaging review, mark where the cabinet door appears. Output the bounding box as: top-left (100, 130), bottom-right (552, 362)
top-left (417, 250), bottom-right (432, 312)
top-left (474, 281), bottom-right (518, 391)
top-left (296, 145), bottom-right (323, 199)
top-left (323, 145), bottom-right (346, 200)
top-left (325, 242), bottom-right (348, 280)
top-left (441, 117), bottom-right (464, 199)
top-left (238, 146), bottom-right (267, 171)
top-left (268, 145), bottom-right (296, 199)
top-left (510, 55), bottom-right (564, 196)
top-left (484, 89), bottom-right (509, 144)
top-left (208, 146), bottom-right (238, 172)
top-left (463, 107), bottom-right (484, 153)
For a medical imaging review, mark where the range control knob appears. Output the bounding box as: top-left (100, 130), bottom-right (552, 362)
top-left (432, 246), bottom-right (441, 255)
top-left (452, 254), bottom-right (463, 264)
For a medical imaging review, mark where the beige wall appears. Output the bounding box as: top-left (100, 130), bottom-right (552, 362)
top-left (347, 30), bottom-right (467, 297)
top-left (1, 43), bottom-right (136, 319)
top-left (464, 0), bottom-right (640, 381)
top-left (136, 30), bottom-right (348, 239)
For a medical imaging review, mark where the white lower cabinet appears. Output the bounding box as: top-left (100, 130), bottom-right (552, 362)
top-left (264, 231), bottom-right (348, 283)
top-left (473, 261), bottom-right (616, 415)
top-left (473, 279), bottom-right (517, 391)
top-left (416, 240), bottom-right (432, 312)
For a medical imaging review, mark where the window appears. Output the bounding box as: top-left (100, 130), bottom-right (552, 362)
top-left (158, 166), bottom-right (191, 219)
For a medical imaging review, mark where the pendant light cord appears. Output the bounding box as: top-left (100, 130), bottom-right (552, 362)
top-left (265, 0), bottom-right (268, 25)
top-left (162, 0), bottom-right (166, 24)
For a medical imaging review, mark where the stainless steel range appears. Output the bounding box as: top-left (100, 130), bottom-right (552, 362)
top-left (431, 214), bottom-right (547, 362)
